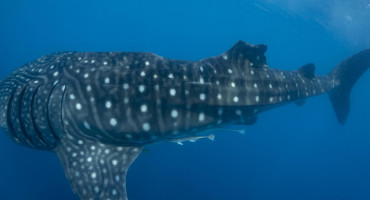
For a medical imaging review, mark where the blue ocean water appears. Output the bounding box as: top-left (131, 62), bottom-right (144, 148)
top-left (0, 0), bottom-right (370, 199)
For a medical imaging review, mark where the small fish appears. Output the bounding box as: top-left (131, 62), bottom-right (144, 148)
top-left (170, 134), bottom-right (215, 145)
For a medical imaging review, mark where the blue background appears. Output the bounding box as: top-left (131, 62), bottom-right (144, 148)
top-left (1, 0), bottom-right (370, 199)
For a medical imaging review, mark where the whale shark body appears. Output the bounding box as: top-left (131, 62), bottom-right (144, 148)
top-left (0, 41), bottom-right (369, 199)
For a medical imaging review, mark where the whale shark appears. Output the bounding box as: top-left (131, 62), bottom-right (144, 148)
top-left (0, 40), bottom-right (369, 200)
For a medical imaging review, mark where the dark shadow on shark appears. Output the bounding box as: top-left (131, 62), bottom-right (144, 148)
top-left (0, 41), bottom-right (369, 199)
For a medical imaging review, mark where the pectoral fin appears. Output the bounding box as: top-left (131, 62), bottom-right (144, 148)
top-left (56, 134), bottom-right (142, 200)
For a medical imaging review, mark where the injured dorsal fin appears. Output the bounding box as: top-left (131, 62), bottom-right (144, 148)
top-left (225, 40), bottom-right (268, 68)
top-left (201, 40), bottom-right (268, 69)
top-left (298, 63), bottom-right (315, 79)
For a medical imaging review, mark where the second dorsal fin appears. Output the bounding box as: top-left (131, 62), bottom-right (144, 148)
top-left (298, 63), bottom-right (315, 79)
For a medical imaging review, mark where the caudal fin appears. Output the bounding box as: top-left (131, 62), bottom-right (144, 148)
top-left (329, 49), bottom-right (370, 124)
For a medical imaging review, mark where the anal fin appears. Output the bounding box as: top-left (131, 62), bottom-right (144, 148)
top-left (56, 134), bottom-right (142, 200)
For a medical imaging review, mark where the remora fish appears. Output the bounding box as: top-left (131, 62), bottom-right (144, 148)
top-left (169, 134), bottom-right (215, 145)
top-left (0, 41), bottom-right (369, 200)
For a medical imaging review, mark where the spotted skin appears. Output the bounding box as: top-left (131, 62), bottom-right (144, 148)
top-left (0, 41), bottom-right (369, 200)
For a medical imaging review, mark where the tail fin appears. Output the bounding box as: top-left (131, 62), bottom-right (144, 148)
top-left (329, 49), bottom-right (370, 124)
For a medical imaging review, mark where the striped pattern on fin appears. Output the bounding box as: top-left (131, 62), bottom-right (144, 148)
top-left (56, 134), bottom-right (142, 200)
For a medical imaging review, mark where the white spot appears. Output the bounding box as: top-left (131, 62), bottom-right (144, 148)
top-left (198, 112), bottom-right (205, 122)
top-left (255, 96), bottom-right (260, 102)
top-left (267, 74), bottom-right (270, 78)
top-left (78, 140), bottom-right (83, 145)
top-left (222, 55), bottom-right (228, 60)
top-left (250, 62), bottom-right (254, 66)
top-left (53, 71), bottom-right (59, 76)
top-left (140, 71), bottom-right (146, 77)
top-left (231, 82), bottom-right (236, 87)
top-left (236, 110), bottom-right (242, 115)
top-left (91, 172), bottom-right (97, 179)
top-left (251, 70), bottom-right (254, 75)
top-left (76, 103), bottom-right (82, 110)
top-left (170, 88), bottom-right (176, 96)
top-left (269, 97), bottom-right (274, 102)
top-left (84, 121), bottom-right (91, 129)
top-left (200, 93), bottom-right (206, 101)
top-left (200, 66), bottom-right (204, 72)
top-left (69, 94), bottom-right (76, 100)
top-left (254, 83), bottom-right (258, 88)
top-left (84, 73), bottom-right (89, 78)
top-left (233, 96), bottom-right (239, 102)
top-left (171, 110), bottom-right (178, 118)
top-left (103, 61), bottom-right (108, 65)
top-left (86, 85), bottom-right (92, 92)
top-left (153, 74), bottom-right (158, 79)
top-left (105, 101), bottom-right (112, 109)
top-left (145, 61), bottom-right (150, 66)
top-left (141, 104), bottom-right (148, 112)
top-left (94, 186), bottom-right (99, 193)
top-left (91, 146), bottom-right (96, 150)
top-left (199, 77), bottom-right (204, 84)
top-left (104, 77), bottom-right (110, 84)
top-left (228, 69), bottom-right (233, 74)
top-left (217, 94), bottom-right (222, 100)
top-left (110, 118), bottom-right (117, 126)
top-left (139, 85), bottom-right (145, 93)
top-left (287, 95), bottom-right (291, 100)
top-left (269, 84), bottom-right (272, 89)
top-left (105, 149), bottom-right (110, 154)
top-left (123, 83), bottom-right (129, 89)
top-left (168, 73), bottom-right (174, 79)
top-left (112, 160), bottom-right (118, 166)
top-left (87, 157), bottom-right (92, 162)
top-left (143, 123), bottom-right (150, 131)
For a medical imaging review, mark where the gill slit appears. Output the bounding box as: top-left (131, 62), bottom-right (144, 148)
top-left (46, 83), bottom-right (60, 141)
top-left (30, 85), bottom-right (50, 148)
top-left (18, 86), bottom-right (36, 147)
top-left (6, 89), bottom-right (17, 140)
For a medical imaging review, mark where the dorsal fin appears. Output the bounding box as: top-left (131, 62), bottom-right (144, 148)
top-left (200, 41), bottom-right (268, 69)
top-left (225, 40), bottom-right (268, 68)
top-left (297, 63), bottom-right (315, 79)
